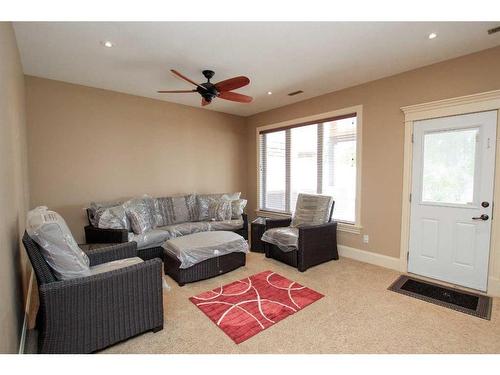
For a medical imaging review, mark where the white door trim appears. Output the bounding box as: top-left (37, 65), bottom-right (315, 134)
top-left (400, 89), bottom-right (500, 296)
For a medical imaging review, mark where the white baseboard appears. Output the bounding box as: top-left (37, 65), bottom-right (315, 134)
top-left (337, 245), bottom-right (500, 298)
top-left (338, 245), bottom-right (401, 271)
top-left (487, 276), bottom-right (500, 297)
top-left (18, 271), bottom-right (33, 355)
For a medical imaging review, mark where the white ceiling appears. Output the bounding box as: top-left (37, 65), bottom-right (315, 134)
top-left (13, 22), bottom-right (500, 116)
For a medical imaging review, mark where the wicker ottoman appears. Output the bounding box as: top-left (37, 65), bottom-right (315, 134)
top-left (163, 231), bottom-right (248, 286)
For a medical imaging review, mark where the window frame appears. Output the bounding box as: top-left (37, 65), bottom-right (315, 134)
top-left (256, 105), bottom-right (363, 234)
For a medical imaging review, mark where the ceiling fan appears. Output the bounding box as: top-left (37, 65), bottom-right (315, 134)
top-left (158, 69), bottom-right (253, 106)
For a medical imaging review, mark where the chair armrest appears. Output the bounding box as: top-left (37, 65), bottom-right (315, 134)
top-left (85, 225), bottom-right (129, 244)
top-left (86, 242), bottom-right (138, 266)
top-left (242, 213), bottom-right (248, 230)
top-left (297, 221), bottom-right (338, 271)
top-left (265, 217), bottom-right (292, 230)
top-left (38, 259), bottom-right (164, 353)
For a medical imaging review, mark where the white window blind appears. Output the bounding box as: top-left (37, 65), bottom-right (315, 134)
top-left (259, 114), bottom-right (357, 223)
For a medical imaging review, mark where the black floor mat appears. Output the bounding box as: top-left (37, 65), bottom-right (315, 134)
top-left (388, 275), bottom-right (492, 320)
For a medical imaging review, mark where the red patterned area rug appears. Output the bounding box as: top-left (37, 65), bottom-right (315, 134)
top-left (189, 270), bottom-right (324, 344)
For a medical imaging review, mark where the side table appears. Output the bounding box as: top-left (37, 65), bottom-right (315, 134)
top-left (250, 217), bottom-right (267, 253)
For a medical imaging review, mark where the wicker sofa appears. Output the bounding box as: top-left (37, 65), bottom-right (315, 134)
top-left (84, 194), bottom-right (248, 262)
top-left (22, 233), bottom-right (164, 354)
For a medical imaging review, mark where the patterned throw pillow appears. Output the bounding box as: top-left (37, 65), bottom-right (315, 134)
top-left (231, 198), bottom-right (247, 219)
top-left (123, 195), bottom-right (156, 232)
top-left (88, 200), bottom-right (125, 227)
top-left (198, 192), bottom-right (241, 221)
top-left (126, 207), bottom-right (153, 234)
top-left (291, 194), bottom-right (334, 228)
top-left (154, 194), bottom-right (197, 226)
top-left (207, 198), bottom-right (232, 221)
top-left (93, 204), bottom-right (130, 230)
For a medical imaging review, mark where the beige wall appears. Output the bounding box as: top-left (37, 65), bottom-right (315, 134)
top-left (25, 76), bottom-right (248, 243)
top-left (246, 46), bottom-right (500, 259)
top-left (0, 23), bottom-right (30, 353)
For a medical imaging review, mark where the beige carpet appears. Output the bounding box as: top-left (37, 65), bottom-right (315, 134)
top-left (100, 252), bottom-right (499, 354)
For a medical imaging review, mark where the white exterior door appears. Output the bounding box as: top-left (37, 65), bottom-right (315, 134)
top-left (409, 111), bottom-right (497, 291)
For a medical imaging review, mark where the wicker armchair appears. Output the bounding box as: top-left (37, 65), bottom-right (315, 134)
top-left (263, 195), bottom-right (338, 272)
top-left (22, 232), bottom-right (164, 354)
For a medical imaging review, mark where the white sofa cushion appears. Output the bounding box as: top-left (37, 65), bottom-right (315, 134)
top-left (129, 229), bottom-right (172, 250)
top-left (158, 221), bottom-right (211, 239)
top-left (208, 219), bottom-right (244, 231)
top-left (26, 206), bottom-right (91, 280)
top-left (261, 227), bottom-right (299, 252)
top-left (90, 257), bottom-right (143, 275)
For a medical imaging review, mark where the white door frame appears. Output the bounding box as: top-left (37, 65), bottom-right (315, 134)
top-left (400, 89), bottom-right (500, 296)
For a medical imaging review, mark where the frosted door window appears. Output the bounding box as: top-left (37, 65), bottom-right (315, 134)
top-left (422, 128), bottom-right (478, 204)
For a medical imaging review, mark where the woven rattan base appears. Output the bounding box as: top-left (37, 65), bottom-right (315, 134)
top-left (163, 250), bottom-right (246, 286)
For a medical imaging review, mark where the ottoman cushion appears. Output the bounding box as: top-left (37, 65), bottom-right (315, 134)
top-left (163, 231), bottom-right (248, 269)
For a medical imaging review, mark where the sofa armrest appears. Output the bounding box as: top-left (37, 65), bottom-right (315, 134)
top-left (38, 259), bottom-right (163, 353)
top-left (297, 221), bottom-right (338, 272)
top-left (265, 217), bottom-right (292, 230)
top-left (86, 241), bottom-right (138, 266)
top-left (85, 225), bottom-right (129, 244)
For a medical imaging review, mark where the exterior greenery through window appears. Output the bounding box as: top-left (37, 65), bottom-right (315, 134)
top-left (259, 114), bottom-right (357, 223)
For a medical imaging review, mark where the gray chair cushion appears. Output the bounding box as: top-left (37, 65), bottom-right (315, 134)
top-left (291, 193), bottom-right (334, 227)
top-left (261, 227), bottom-right (299, 252)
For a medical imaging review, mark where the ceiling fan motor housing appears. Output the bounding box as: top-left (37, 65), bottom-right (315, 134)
top-left (199, 70), bottom-right (218, 102)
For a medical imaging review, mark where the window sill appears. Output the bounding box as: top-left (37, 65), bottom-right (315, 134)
top-left (254, 209), bottom-right (362, 235)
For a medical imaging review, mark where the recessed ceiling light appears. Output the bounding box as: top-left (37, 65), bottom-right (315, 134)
top-left (267, 91), bottom-right (272, 95)
top-left (428, 33), bottom-right (437, 40)
top-left (101, 40), bottom-right (114, 48)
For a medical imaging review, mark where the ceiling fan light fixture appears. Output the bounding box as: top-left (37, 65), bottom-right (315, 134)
top-left (428, 32), bottom-right (437, 40)
top-left (267, 91), bottom-right (273, 95)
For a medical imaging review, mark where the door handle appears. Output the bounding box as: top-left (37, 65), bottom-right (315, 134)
top-left (472, 214), bottom-right (489, 221)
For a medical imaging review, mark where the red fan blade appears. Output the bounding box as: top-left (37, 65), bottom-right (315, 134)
top-left (218, 91), bottom-right (253, 103)
top-left (214, 76), bottom-right (250, 92)
top-left (157, 90), bottom-right (197, 93)
top-left (201, 98), bottom-right (210, 106)
top-left (170, 69), bottom-right (205, 90)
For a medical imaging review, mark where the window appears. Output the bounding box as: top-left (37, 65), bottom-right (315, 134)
top-left (259, 113), bottom-right (358, 223)
top-left (421, 128), bottom-right (478, 205)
